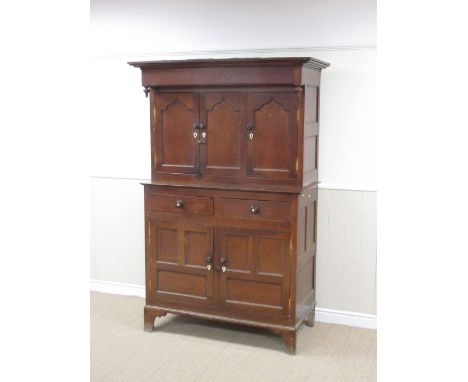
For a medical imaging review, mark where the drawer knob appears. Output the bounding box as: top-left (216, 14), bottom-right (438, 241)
top-left (175, 200), bottom-right (185, 209)
top-left (249, 205), bottom-right (260, 214)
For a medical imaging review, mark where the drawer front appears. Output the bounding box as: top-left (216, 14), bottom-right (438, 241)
top-left (218, 198), bottom-right (290, 222)
top-left (147, 193), bottom-right (214, 215)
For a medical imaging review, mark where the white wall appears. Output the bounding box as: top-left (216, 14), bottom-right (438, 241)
top-left (317, 189), bottom-right (376, 314)
top-left (91, 178), bottom-right (145, 285)
top-left (90, 0), bottom-right (376, 57)
top-left (89, 1), bottom-right (377, 325)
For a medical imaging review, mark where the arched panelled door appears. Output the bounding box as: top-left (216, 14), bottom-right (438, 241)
top-left (246, 92), bottom-right (299, 179)
top-left (199, 93), bottom-right (244, 177)
top-left (153, 93), bottom-right (200, 175)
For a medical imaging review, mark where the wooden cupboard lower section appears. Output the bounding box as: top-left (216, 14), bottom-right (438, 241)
top-left (143, 184), bottom-right (317, 354)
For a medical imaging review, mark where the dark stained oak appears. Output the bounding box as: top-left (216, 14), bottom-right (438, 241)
top-left (246, 92), bottom-right (299, 179)
top-left (200, 92), bottom-right (244, 177)
top-left (129, 57), bottom-right (329, 87)
top-left (153, 92), bottom-right (200, 175)
top-left (144, 306), bottom-right (167, 332)
top-left (130, 58), bottom-right (329, 192)
top-left (146, 192), bottom-right (214, 215)
top-left (281, 330), bottom-right (297, 354)
top-left (217, 197), bottom-right (290, 222)
top-left (147, 219), bottom-right (214, 307)
top-left (131, 57), bottom-right (329, 354)
top-left (217, 227), bottom-right (290, 317)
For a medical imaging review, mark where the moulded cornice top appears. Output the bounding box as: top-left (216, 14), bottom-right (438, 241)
top-left (128, 57), bottom-right (330, 70)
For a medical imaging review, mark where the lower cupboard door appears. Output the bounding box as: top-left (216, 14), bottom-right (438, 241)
top-left (147, 219), bottom-right (214, 307)
top-left (217, 227), bottom-right (291, 317)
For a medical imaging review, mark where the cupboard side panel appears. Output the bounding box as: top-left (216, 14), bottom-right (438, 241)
top-left (295, 186), bottom-right (318, 322)
top-left (302, 85), bottom-right (319, 187)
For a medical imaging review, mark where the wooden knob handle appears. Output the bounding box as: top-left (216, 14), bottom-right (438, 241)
top-left (249, 205), bottom-right (260, 214)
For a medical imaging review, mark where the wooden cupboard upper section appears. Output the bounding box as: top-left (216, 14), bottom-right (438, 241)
top-left (129, 57), bottom-right (329, 193)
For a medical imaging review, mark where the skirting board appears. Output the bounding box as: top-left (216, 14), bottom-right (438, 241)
top-left (90, 279), bottom-right (376, 330)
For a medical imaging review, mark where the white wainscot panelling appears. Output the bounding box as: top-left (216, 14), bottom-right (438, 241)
top-left (91, 177), bottom-right (145, 285)
top-left (316, 189), bottom-right (377, 315)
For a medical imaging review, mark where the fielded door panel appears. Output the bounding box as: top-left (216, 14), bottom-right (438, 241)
top-left (217, 227), bottom-right (291, 317)
top-left (246, 92), bottom-right (299, 179)
top-left (147, 219), bottom-right (214, 307)
top-left (153, 92), bottom-right (200, 174)
top-left (199, 93), bottom-right (244, 177)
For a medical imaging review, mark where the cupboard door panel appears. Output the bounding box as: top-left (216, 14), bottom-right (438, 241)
top-left (157, 270), bottom-right (207, 298)
top-left (185, 229), bottom-right (211, 267)
top-left (154, 93), bottom-right (199, 174)
top-left (226, 279), bottom-right (282, 307)
top-left (247, 92), bottom-right (298, 179)
top-left (218, 228), bottom-right (290, 316)
top-left (156, 227), bottom-right (178, 264)
top-left (257, 236), bottom-right (283, 276)
top-left (223, 231), bottom-right (251, 272)
top-left (200, 93), bottom-right (244, 176)
top-left (148, 219), bottom-right (214, 307)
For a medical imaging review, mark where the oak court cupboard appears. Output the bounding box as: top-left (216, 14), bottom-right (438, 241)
top-left (129, 57), bottom-right (330, 354)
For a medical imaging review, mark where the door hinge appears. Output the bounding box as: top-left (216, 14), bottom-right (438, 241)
top-left (295, 157), bottom-right (299, 172)
top-left (288, 297), bottom-right (291, 310)
top-left (296, 109), bottom-right (300, 122)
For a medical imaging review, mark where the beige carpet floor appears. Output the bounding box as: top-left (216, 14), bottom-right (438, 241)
top-left (91, 292), bottom-right (376, 382)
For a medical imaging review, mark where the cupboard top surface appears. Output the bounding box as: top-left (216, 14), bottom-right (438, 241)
top-left (128, 57), bottom-right (330, 70)
top-left (140, 180), bottom-right (315, 194)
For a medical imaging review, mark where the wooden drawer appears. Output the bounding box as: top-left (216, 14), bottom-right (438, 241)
top-left (218, 197), bottom-right (290, 222)
top-left (146, 193), bottom-right (214, 215)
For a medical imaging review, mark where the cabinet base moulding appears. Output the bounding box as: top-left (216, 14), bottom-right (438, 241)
top-left (144, 304), bottom-right (300, 354)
